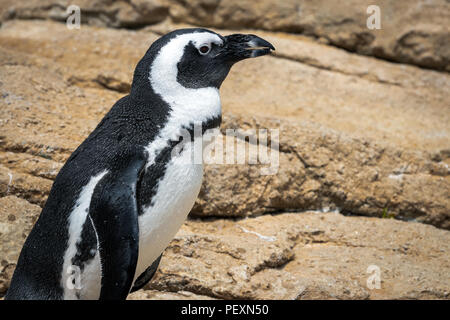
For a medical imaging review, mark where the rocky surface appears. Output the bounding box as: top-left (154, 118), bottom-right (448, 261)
top-left (0, 196), bottom-right (40, 294)
top-left (3, 196), bottom-right (450, 299)
top-left (0, 11), bottom-right (449, 299)
top-left (0, 0), bottom-right (449, 71)
top-left (145, 212), bottom-right (450, 300)
top-left (128, 289), bottom-right (216, 300)
top-left (192, 115), bottom-right (450, 230)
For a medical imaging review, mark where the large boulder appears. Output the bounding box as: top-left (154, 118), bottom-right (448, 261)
top-left (147, 211), bottom-right (450, 299)
top-left (1, 1), bottom-right (449, 71)
top-left (167, 0), bottom-right (450, 71)
top-left (0, 0), bottom-right (169, 28)
top-left (2, 198), bottom-right (449, 299)
top-left (192, 114), bottom-right (450, 230)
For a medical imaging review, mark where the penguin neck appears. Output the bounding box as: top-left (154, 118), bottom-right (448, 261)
top-left (141, 81), bottom-right (222, 169)
top-left (130, 56), bottom-right (222, 168)
top-left (148, 79), bottom-right (221, 142)
top-left (149, 60), bottom-right (222, 128)
top-left (159, 86), bottom-right (221, 133)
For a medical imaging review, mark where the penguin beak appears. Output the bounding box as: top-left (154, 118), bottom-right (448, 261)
top-left (221, 34), bottom-right (275, 63)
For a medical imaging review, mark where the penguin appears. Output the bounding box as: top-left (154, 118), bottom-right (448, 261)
top-left (5, 28), bottom-right (274, 300)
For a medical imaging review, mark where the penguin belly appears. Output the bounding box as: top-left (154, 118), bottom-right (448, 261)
top-left (134, 140), bottom-right (203, 284)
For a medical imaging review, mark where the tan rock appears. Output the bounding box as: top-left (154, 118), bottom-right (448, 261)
top-left (1, 1), bottom-right (449, 71)
top-left (168, 0), bottom-right (450, 71)
top-left (0, 196), bottom-right (41, 295)
top-left (0, 165), bottom-right (53, 207)
top-left (192, 114), bottom-right (450, 229)
top-left (146, 212), bottom-right (450, 299)
top-left (2, 200), bottom-right (449, 299)
top-left (127, 289), bottom-right (216, 300)
top-left (0, 0), bottom-right (169, 28)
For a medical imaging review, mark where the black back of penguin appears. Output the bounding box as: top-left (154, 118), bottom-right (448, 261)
top-left (5, 28), bottom-right (274, 300)
top-left (5, 35), bottom-right (171, 298)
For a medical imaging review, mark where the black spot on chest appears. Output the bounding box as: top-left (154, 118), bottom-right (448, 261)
top-left (136, 116), bottom-right (221, 213)
top-left (137, 137), bottom-right (183, 212)
top-left (71, 215), bottom-right (98, 272)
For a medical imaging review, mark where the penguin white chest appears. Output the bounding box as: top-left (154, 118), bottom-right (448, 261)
top-left (135, 140), bottom-right (203, 280)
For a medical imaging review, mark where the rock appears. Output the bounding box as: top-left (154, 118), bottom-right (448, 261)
top-left (192, 114), bottom-right (450, 229)
top-left (0, 0), bottom-right (169, 28)
top-left (146, 212), bottom-right (450, 299)
top-left (163, 0), bottom-right (450, 71)
top-left (0, 196), bottom-right (41, 295)
top-left (1, 1), bottom-right (449, 71)
top-left (0, 164), bottom-right (53, 207)
top-left (2, 197), bottom-right (449, 299)
top-left (127, 289), bottom-right (216, 300)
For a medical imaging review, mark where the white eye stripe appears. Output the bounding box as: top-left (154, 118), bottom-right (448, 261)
top-left (191, 34), bottom-right (223, 48)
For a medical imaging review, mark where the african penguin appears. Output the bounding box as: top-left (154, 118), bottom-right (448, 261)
top-left (5, 28), bottom-right (274, 300)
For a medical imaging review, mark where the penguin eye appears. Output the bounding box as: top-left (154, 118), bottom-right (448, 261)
top-left (198, 45), bottom-right (211, 55)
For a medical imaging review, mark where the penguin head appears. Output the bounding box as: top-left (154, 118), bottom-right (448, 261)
top-left (131, 28), bottom-right (275, 97)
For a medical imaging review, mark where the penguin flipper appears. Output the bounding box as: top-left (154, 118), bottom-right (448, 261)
top-left (130, 254), bottom-right (162, 293)
top-left (89, 156), bottom-right (145, 300)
